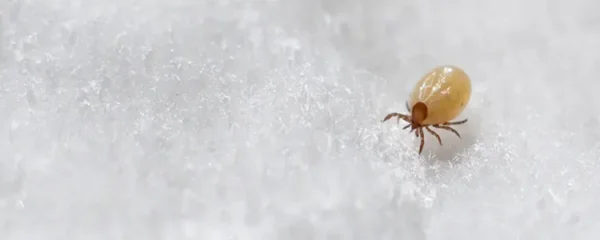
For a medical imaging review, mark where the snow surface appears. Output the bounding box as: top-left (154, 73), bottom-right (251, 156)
top-left (1, 0), bottom-right (600, 239)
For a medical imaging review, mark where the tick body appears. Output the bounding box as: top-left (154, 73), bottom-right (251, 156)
top-left (382, 65), bottom-right (472, 154)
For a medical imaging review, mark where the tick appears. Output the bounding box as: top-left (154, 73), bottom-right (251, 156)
top-left (382, 65), bottom-right (472, 154)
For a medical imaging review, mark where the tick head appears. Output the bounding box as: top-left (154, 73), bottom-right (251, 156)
top-left (410, 102), bottom-right (428, 127)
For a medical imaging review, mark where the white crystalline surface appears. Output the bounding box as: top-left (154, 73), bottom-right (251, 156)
top-left (1, 0), bottom-right (600, 239)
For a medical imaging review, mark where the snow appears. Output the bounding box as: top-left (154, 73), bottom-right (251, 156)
top-left (1, 0), bottom-right (600, 239)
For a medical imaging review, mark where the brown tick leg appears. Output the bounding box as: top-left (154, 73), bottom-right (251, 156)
top-left (425, 126), bottom-right (442, 146)
top-left (418, 128), bottom-right (425, 154)
top-left (443, 119), bottom-right (468, 125)
top-left (433, 124), bottom-right (462, 138)
top-left (381, 113), bottom-right (410, 123)
top-left (405, 101), bottom-right (411, 112)
top-left (382, 113), bottom-right (400, 122)
top-left (402, 124), bottom-right (411, 130)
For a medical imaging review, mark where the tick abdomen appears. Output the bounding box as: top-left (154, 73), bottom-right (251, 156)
top-left (408, 65), bottom-right (471, 125)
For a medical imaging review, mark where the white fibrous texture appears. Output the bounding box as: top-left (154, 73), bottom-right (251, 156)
top-left (0, 0), bottom-right (599, 239)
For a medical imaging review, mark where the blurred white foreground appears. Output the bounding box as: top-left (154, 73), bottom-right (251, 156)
top-left (1, 0), bottom-right (600, 239)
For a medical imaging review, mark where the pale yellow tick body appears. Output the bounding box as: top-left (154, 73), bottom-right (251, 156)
top-left (382, 65), bottom-right (472, 154)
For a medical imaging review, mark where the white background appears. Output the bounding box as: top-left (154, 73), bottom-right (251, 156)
top-left (1, 0), bottom-right (599, 239)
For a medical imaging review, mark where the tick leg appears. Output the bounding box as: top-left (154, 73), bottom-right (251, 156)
top-left (402, 123), bottom-right (411, 130)
top-left (433, 124), bottom-right (461, 138)
top-left (405, 101), bottom-right (411, 112)
top-left (443, 119), bottom-right (468, 125)
top-left (381, 113), bottom-right (410, 123)
top-left (425, 126), bottom-right (442, 146)
top-left (418, 128), bottom-right (425, 154)
top-left (382, 113), bottom-right (400, 122)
